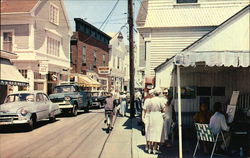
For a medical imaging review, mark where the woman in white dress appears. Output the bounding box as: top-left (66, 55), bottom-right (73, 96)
top-left (142, 89), bottom-right (154, 152)
top-left (146, 87), bottom-right (165, 154)
top-left (119, 92), bottom-right (127, 117)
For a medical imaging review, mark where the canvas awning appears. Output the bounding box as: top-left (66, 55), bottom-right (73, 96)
top-left (175, 51), bottom-right (250, 68)
top-left (75, 74), bottom-right (101, 88)
top-left (0, 64), bottom-right (28, 86)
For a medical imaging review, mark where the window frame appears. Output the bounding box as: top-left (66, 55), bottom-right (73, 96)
top-left (1, 30), bottom-right (15, 52)
top-left (49, 3), bottom-right (59, 25)
top-left (46, 36), bottom-right (60, 57)
top-left (82, 46), bottom-right (86, 65)
top-left (93, 50), bottom-right (97, 66)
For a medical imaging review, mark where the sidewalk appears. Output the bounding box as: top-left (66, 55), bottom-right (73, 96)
top-left (103, 115), bottom-right (244, 158)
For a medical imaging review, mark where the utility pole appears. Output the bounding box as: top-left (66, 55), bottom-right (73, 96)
top-left (128, 0), bottom-right (135, 118)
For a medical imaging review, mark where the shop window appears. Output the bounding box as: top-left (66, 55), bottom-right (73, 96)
top-left (212, 87), bottom-right (225, 96)
top-left (3, 32), bottom-right (13, 52)
top-left (197, 87), bottom-right (211, 96)
top-left (49, 3), bottom-right (59, 25)
top-left (177, 0), bottom-right (197, 3)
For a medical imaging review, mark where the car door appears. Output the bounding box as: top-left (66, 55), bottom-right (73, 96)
top-left (42, 93), bottom-right (50, 118)
top-left (35, 93), bottom-right (48, 120)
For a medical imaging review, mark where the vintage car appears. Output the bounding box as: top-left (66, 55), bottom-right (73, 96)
top-left (0, 91), bottom-right (61, 130)
top-left (90, 91), bottom-right (107, 108)
top-left (49, 84), bottom-right (91, 116)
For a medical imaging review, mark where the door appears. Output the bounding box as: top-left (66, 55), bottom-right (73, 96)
top-left (35, 93), bottom-right (48, 120)
top-left (42, 93), bottom-right (50, 118)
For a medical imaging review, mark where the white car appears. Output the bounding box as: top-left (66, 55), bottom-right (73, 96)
top-left (0, 91), bottom-right (61, 130)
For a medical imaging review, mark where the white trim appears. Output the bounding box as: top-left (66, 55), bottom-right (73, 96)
top-left (0, 12), bottom-right (30, 15)
top-left (60, 0), bottom-right (73, 35)
top-left (30, 1), bottom-right (42, 16)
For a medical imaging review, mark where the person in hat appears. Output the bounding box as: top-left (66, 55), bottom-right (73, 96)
top-left (146, 87), bottom-right (165, 154)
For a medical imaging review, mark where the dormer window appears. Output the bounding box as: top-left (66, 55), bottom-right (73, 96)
top-left (49, 3), bottom-right (59, 25)
top-left (177, 0), bottom-right (197, 3)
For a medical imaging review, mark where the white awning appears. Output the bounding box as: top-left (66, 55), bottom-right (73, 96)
top-left (175, 51), bottom-right (250, 67)
top-left (0, 64), bottom-right (28, 86)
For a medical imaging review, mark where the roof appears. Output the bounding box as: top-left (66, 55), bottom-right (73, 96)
top-left (74, 18), bottom-right (112, 40)
top-left (0, 0), bottom-right (38, 13)
top-left (144, 6), bottom-right (247, 28)
top-left (183, 5), bottom-right (250, 51)
top-left (136, 0), bottom-right (148, 27)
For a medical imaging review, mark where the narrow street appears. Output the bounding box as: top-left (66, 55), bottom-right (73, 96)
top-left (0, 109), bottom-right (131, 158)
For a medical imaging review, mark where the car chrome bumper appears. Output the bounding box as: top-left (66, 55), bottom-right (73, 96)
top-left (0, 118), bottom-right (29, 125)
top-left (58, 102), bottom-right (74, 109)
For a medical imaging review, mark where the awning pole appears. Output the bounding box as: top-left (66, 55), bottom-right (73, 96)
top-left (177, 65), bottom-right (183, 158)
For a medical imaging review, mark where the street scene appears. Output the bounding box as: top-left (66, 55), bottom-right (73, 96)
top-left (0, 0), bottom-right (250, 158)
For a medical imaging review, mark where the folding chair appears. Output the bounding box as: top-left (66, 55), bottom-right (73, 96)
top-left (193, 123), bottom-right (227, 158)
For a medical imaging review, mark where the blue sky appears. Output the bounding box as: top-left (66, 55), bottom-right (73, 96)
top-left (64, 0), bottom-right (140, 43)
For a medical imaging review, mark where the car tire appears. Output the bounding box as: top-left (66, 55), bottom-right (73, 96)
top-left (49, 112), bottom-right (56, 122)
top-left (72, 105), bottom-right (78, 116)
top-left (27, 116), bottom-right (36, 131)
top-left (84, 104), bottom-right (89, 113)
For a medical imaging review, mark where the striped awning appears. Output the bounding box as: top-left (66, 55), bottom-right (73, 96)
top-left (72, 74), bottom-right (101, 88)
top-left (0, 63), bottom-right (28, 86)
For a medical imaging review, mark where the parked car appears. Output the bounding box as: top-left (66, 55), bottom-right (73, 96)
top-left (49, 84), bottom-right (91, 116)
top-left (0, 91), bottom-right (61, 130)
top-left (90, 91), bottom-right (107, 109)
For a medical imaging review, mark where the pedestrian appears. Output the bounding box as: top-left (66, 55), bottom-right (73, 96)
top-left (146, 87), bottom-right (165, 154)
top-left (142, 89), bottom-right (154, 153)
top-left (135, 90), bottom-right (142, 115)
top-left (104, 93), bottom-right (115, 130)
top-left (161, 89), bottom-right (174, 148)
top-left (119, 92), bottom-right (127, 117)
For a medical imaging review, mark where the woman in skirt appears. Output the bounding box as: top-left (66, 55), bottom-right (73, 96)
top-left (146, 87), bottom-right (165, 154)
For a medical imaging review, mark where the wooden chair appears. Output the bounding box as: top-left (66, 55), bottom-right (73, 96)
top-left (193, 123), bottom-right (227, 158)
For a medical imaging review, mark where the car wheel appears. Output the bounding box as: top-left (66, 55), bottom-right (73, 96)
top-left (72, 105), bottom-right (78, 116)
top-left (84, 104), bottom-right (89, 113)
top-left (27, 116), bottom-right (36, 131)
top-left (49, 112), bottom-right (56, 122)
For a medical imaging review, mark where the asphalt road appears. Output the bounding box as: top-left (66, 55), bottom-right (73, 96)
top-left (0, 109), bottom-right (113, 158)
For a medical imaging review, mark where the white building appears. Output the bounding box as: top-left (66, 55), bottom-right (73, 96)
top-left (0, 0), bottom-right (72, 94)
top-left (107, 32), bottom-right (128, 92)
top-left (155, 5), bottom-right (250, 127)
top-left (136, 0), bottom-right (249, 88)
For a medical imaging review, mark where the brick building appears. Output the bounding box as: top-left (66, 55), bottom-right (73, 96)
top-left (71, 18), bottom-right (111, 91)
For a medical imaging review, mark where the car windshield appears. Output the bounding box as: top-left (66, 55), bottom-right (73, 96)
top-left (4, 93), bottom-right (35, 103)
top-left (53, 85), bottom-right (76, 93)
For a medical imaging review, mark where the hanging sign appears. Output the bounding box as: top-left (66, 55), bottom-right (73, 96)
top-left (98, 67), bottom-right (110, 74)
top-left (39, 61), bottom-right (48, 75)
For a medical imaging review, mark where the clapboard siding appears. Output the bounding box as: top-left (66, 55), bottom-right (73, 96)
top-left (34, 0), bottom-right (70, 59)
top-left (1, 24), bottom-right (29, 50)
top-left (147, 27), bottom-right (213, 76)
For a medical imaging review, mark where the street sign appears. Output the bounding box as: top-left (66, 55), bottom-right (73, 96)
top-left (39, 61), bottom-right (48, 75)
top-left (98, 67), bottom-right (110, 74)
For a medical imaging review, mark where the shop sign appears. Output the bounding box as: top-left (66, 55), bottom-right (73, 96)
top-left (98, 67), bottom-right (110, 74)
top-left (39, 62), bottom-right (48, 75)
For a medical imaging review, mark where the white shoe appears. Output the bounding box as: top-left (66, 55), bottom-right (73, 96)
top-left (153, 149), bottom-right (158, 154)
top-left (145, 146), bottom-right (148, 151)
top-left (148, 149), bottom-right (152, 154)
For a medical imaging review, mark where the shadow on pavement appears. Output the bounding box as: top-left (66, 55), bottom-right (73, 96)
top-left (0, 119), bottom-right (59, 133)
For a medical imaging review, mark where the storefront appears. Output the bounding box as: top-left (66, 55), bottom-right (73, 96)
top-left (0, 51), bottom-right (28, 104)
top-left (70, 73), bottom-right (101, 91)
